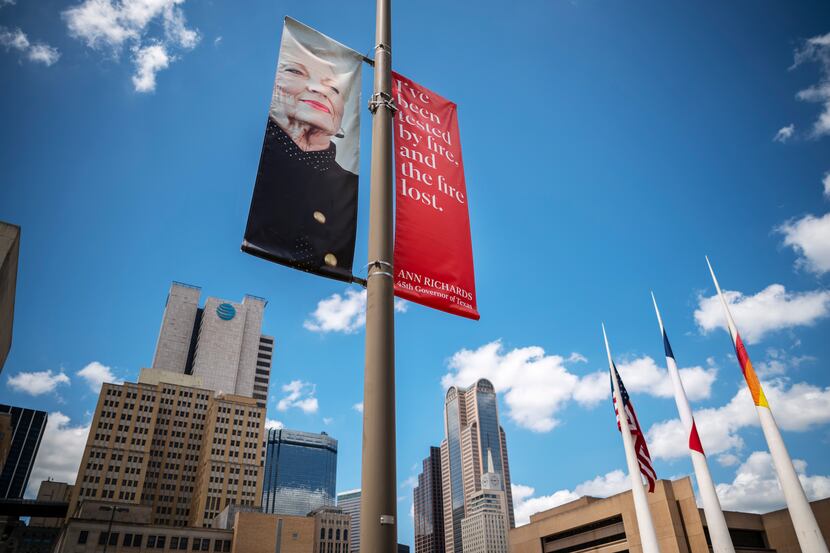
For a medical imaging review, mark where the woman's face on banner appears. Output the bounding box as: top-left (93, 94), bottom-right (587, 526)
top-left (274, 48), bottom-right (346, 137)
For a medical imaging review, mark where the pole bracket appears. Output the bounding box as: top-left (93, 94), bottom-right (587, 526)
top-left (366, 260), bottom-right (394, 280)
top-left (375, 42), bottom-right (391, 54)
top-left (368, 92), bottom-right (397, 114)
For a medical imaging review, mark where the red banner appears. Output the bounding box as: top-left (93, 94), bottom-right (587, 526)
top-left (392, 72), bottom-right (479, 320)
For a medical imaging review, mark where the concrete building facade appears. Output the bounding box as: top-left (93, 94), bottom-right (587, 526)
top-left (440, 379), bottom-right (514, 553)
top-left (151, 282), bottom-right (273, 407)
top-left (509, 477), bottom-right (830, 553)
top-left (29, 480), bottom-right (73, 528)
top-left (0, 404), bottom-right (47, 499)
top-left (66, 373), bottom-right (265, 529)
top-left (0, 221), bottom-right (20, 373)
top-left (336, 490), bottom-right (361, 553)
top-left (413, 446), bottom-right (445, 553)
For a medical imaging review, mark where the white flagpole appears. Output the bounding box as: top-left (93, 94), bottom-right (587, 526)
top-left (651, 293), bottom-right (735, 553)
top-left (603, 324), bottom-right (661, 553)
top-left (706, 257), bottom-right (828, 553)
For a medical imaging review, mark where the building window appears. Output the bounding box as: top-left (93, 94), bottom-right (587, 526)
top-left (171, 537), bottom-right (179, 549)
top-left (134, 534), bottom-right (143, 547)
top-left (77, 531), bottom-right (88, 544)
top-left (157, 535), bottom-right (167, 548)
top-left (201, 539), bottom-right (210, 551)
top-left (320, 528), bottom-right (325, 540)
top-left (99, 532), bottom-right (108, 545)
top-left (192, 538), bottom-right (201, 550)
top-left (148, 535), bottom-right (157, 547)
top-left (124, 533), bottom-right (133, 546)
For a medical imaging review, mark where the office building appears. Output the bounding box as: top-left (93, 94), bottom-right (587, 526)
top-left (460, 450), bottom-right (509, 553)
top-left (310, 506), bottom-right (351, 553)
top-left (66, 371), bottom-right (265, 528)
top-left (151, 282), bottom-right (274, 406)
top-left (413, 446), bottom-right (445, 553)
top-left (0, 221), bottom-right (20, 373)
top-left (29, 480), bottom-right (73, 527)
top-left (440, 379), bottom-right (514, 553)
top-left (509, 476), bottom-right (830, 553)
top-left (337, 489), bottom-right (361, 553)
top-left (262, 428), bottom-right (337, 516)
top-left (0, 404), bottom-right (47, 499)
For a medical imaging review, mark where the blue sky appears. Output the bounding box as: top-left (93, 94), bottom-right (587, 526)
top-left (2, 0), bottom-right (830, 547)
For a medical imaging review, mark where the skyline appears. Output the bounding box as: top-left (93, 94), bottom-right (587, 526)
top-left (3, 0), bottom-right (830, 549)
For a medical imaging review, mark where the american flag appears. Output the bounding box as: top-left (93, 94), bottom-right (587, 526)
top-left (611, 364), bottom-right (657, 492)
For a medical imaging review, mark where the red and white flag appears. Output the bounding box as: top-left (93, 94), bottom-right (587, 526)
top-left (611, 365), bottom-right (656, 492)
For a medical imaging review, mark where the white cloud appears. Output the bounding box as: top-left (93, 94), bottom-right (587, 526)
top-left (778, 212), bottom-right (830, 276)
top-left (26, 412), bottom-right (89, 497)
top-left (791, 32), bottom-right (830, 138)
top-left (1, 26), bottom-right (29, 50)
top-left (62, 0), bottom-right (199, 91)
top-left (131, 43), bottom-right (170, 93)
top-left (615, 356), bottom-right (716, 401)
top-left (305, 289), bottom-right (366, 333)
top-left (773, 124), bottom-right (795, 142)
top-left (76, 361), bottom-right (122, 391)
top-left (824, 172), bottom-right (830, 198)
top-left (717, 453), bottom-right (741, 467)
top-left (323, 417), bottom-right (333, 425)
top-left (512, 470), bottom-right (629, 526)
top-left (304, 289), bottom-right (407, 334)
top-left (213, 36), bottom-right (222, 47)
top-left (695, 284), bottom-right (830, 344)
top-left (443, 341), bottom-right (714, 433)
top-left (265, 419), bottom-right (284, 431)
top-left (7, 370), bottom-right (70, 396)
top-left (352, 402), bottom-right (364, 413)
top-left (1, 0), bottom-right (16, 6)
top-left (0, 26), bottom-right (60, 66)
top-left (754, 348), bottom-right (814, 378)
top-left (276, 380), bottom-right (319, 414)
top-left (716, 451), bottom-right (830, 513)
top-left (647, 380), bottom-right (830, 461)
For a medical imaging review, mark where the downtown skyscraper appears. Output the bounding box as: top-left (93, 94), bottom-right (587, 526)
top-left (440, 379), bottom-right (514, 553)
top-left (151, 282), bottom-right (273, 406)
top-left (261, 428), bottom-right (337, 516)
top-left (413, 447), bottom-right (445, 553)
top-left (66, 283), bottom-right (272, 528)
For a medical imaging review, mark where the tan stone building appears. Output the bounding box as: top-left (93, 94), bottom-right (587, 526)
top-left (310, 507), bottom-right (351, 553)
top-left (29, 480), bottom-right (73, 528)
top-left (509, 477), bottom-right (830, 553)
top-left (66, 370), bottom-right (265, 529)
top-left (227, 511), bottom-right (315, 553)
top-left (54, 500), bottom-right (234, 553)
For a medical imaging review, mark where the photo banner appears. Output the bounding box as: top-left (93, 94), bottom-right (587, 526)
top-left (243, 17), bottom-right (363, 283)
top-left (392, 72), bottom-right (479, 320)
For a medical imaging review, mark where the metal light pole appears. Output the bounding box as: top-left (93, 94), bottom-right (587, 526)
top-left (359, 0), bottom-right (397, 551)
top-left (99, 505), bottom-right (129, 553)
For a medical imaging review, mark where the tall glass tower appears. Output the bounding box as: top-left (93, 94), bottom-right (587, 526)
top-left (261, 428), bottom-right (337, 516)
top-left (440, 379), bottom-right (514, 553)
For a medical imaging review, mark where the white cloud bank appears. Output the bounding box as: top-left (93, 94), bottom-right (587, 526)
top-left (695, 284), bottom-right (830, 344)
top-left (76, 361), bottom-right (122, 391)
top-left (717, 451), bottom-right (830, 513)
top-left (791, 32), bottom-right (830, 138)
top-left (647, 380), bottom-right (830, 461)
top-left (7, 370), bottom-right (70, 395)
top-left (441, 341), bottom-right (714, 433)
top-left (265, 419), bottom-right (284, 431)
top-left (276, 380), bottom-right (319, 414)
top-left (26, 412), bottom-right (89, 497)
top-left (0, 26), bottom-right (60, 66)
top-left (62, 0), bottom-right (200, 92)
top-left (304, 289), bottom-right (407, 334)
top-left (512, 470), bottom-right (629, 526)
